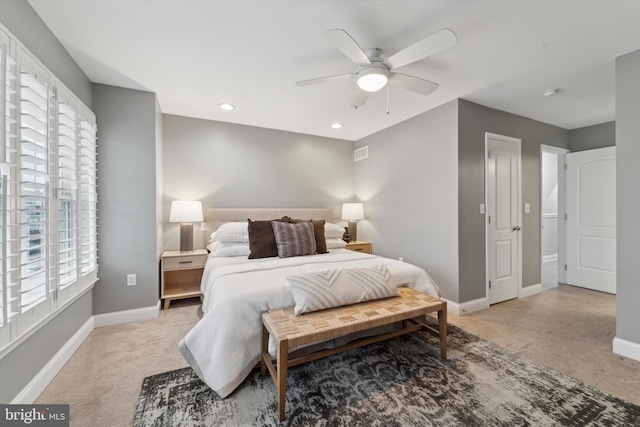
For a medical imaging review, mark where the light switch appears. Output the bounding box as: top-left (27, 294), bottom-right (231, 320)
top-left (480, 203), bottom-right (485, 214)
top-left (524, 203), bottom-right (530, 213)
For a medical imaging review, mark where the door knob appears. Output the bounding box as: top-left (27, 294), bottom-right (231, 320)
top-left (512, 226), bottom-right (521, 231)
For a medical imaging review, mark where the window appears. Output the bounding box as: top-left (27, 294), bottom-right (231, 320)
top-left (0, 26), bottom-right (98, 351)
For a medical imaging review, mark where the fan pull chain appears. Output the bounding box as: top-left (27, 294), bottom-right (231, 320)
top-left (355, 85), bottom-right (359, 109)
top-left (386, 85), bottom-right (390, 115)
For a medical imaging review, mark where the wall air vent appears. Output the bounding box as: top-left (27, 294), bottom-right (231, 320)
top-left (354, 146), bottom-right (369, 162)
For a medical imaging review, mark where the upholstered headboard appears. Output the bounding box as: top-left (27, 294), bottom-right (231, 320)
top-left (206, 208), bottom-right (335, 238)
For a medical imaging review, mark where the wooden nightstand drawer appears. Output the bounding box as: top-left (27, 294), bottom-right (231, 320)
top-left (345, 241), bottom-right (372, 254)
top-left (163, 252), bottom-right (207, 271)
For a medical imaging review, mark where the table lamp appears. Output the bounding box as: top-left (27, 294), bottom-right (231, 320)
top-left (170, 200), bottom-right (203, 253)
top-left (342, 203), bottom-right (364, 242)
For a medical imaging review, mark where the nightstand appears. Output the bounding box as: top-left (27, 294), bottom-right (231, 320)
top-left (161, 249), bottom-right (208, 309)
top-left (345, 241), bottom-right (372, 254)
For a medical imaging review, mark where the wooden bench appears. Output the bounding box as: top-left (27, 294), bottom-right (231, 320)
top-left (260, 287), bottom-right (447, 421)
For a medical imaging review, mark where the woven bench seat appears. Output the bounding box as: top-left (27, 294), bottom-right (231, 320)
top-left (260, 286), bottom-right (447, 421)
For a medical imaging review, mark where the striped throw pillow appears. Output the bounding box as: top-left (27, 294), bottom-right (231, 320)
top-left (271, 220), bottom-right (317, 258)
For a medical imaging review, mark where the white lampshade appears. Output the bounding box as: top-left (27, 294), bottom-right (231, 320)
top-left (169, 201), bottom-right (203, 223)
top-left (342, 203), bottom-right (364, 221)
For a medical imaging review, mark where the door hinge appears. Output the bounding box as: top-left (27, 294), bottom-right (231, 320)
top-left (489, 280), bottom-right (492, 289)
top-left (564, 214), bottom-right (567, 220)
top-left (488, 215), bottom-right (491, 224)
top-left (564, 264), bottom-right (568, 271)
top-left (564, 163), bottom-right (567, 170)
top-left (488, 150), bottom-right (492, 159)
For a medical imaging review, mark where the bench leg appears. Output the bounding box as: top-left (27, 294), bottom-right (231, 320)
top-left (277, 339), bottom-right (288, 421)
top-left (438, 303), bottom-right (447, 359)
top-left (261, 323), bottom-right (268, 377)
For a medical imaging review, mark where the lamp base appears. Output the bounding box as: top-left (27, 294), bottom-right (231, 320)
top-left (348, 221), bottom-right (358, 242)
top-left (179, 223), bottom-right (194, 253)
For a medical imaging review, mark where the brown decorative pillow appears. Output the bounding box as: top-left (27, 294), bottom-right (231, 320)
top-left (247, 217), bottom-right (290, 259)
top-left (289, 218), bottom-right (327, 254)
top-left (271, 220), bottom-right (317, 258)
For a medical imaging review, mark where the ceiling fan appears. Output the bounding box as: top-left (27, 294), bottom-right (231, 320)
top-left (296, 28), bottom-right (457, 108)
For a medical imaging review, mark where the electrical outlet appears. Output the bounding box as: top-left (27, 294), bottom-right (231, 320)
top-left (127, 274), bottom-right (136, 287)
top-left (200, 222), bottom-right (207, 232)
top-left (399, 257), bottom-right (404, 262)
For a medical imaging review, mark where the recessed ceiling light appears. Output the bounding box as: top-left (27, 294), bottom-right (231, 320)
top-left (331, 123), bottom-right (343, 129)
top-left (542, 88), bottom-right (559, 97)
top-left (219, 103), bottom-right (235, 110)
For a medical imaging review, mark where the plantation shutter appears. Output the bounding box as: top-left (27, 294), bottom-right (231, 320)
top-left (78, 114), bottom-right (97, 278)
top-left (0, 25), bottom-right (98, 350)
top-left (0, 30), bottom-right (18, 332)
top-left (17, 52), bottom-right (52, 332)
top-left (57, 98), bottom-right (78, 288)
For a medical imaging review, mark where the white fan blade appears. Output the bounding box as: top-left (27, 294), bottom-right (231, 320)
top-left (385, 28), bottom-right (457, 70)
top-left (351, 88), bottom-right (370, 108)
top-left (324, 29), bottom-right (371, 65)
top-left (389, 73), bottom-right (439, 96)
top-left (296, 73), bottom-right (355, 87)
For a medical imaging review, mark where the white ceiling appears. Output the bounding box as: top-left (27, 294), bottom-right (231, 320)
top-left (28, 0), bottom-right (640, 141)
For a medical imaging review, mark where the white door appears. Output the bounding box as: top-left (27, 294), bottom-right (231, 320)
top-left (566, 146), bottom-right (616, 294)
top-left (486, 133), bottom-right (521, 305)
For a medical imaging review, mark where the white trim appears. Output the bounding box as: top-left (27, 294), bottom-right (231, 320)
top-left (543, 254), bottom-right (558, 263)
top-left (613, 337), bottom-right (640, 363)
top-left (11, 317), bottom-right (94, 404)
top-left (93, 301), bottom-right (160, 328)
top-left (444, 297), bottom-right (490, 316)
top-left (519, 283), bottom-right (542, 299)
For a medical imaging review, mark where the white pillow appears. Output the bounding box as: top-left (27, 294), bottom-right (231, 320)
top-left (324, 222), bottom-right (345, 239)
top-left (287, 265), bottom-right (399, 315)
top-left (326, 238), bottom-right (347, 249)
top-left (210, 222), bottom-right (249, 243)
top-left (207, 241), bottom-right (251, 257)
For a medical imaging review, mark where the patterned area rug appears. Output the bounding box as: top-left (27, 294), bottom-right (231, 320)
top-left (133, 324), bottom-right (640, 426)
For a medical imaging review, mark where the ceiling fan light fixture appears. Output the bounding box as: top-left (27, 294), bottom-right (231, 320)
top-left (357, 67), bottom-right (389, 92)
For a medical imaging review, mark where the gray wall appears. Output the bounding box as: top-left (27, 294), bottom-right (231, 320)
top-left (458, 99), bottom-right (569, 302)
top-left (569, 121), bottom-right (615, 152)
top-left (93, 84), bottom-right (160, 314)
top-left (354, 101), bottom-right (460, 302)
top-left (162, 114), bottom-right (355, 251)
top-left (0, 0), bottom-right (94, 403)
top-left (0, 292), bottom-right (92, 403)
top-left (0, 0), bottom-right (92, 107)
top-left (615, 50), bottom-right (640, 347)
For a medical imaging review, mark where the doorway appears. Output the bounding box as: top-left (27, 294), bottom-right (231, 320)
top-left (540, 145), bottom-right (569, 290)
top-left (485, 133), bottom-right (522, 305)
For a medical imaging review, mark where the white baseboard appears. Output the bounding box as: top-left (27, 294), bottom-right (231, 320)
top-left (11, 317), bottom-right (95, 404)
top-left (613, 337), bottom-right (640, 362)
top-left (519, 283), bottom-right (542, 298)
top-left (94, 301), bottom-right (160, 328)
top-left (445, 297), bottom-right (490, 316)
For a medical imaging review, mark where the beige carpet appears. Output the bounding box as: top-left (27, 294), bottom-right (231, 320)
top-left (36, 285), bottom-right (640, 426)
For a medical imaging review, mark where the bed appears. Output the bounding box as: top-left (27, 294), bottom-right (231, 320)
top-left (178, 208), bottom-right (441, 398)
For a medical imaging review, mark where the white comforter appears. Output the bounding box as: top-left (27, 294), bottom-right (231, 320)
top-left (178, 249), bottom-right (440, 398)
